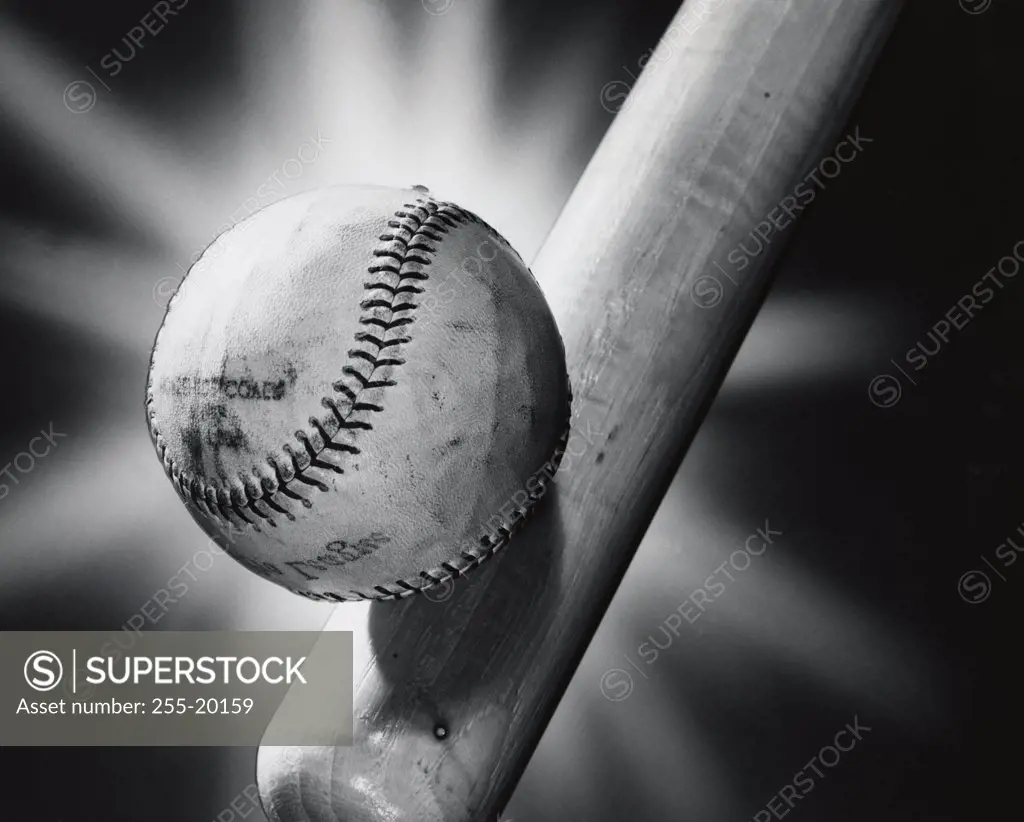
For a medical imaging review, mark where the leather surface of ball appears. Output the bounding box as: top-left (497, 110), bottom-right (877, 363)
top-left (146, 185), bottom-right (570, 602)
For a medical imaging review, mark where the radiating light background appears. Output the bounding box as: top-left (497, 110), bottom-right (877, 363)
top-left (0, 0), bottom-right (1021, 820)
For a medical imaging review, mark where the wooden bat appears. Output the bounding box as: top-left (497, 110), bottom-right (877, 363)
top-left (257, 1), bottom-right (904, 819)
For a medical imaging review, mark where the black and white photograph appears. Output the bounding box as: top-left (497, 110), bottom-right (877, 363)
top-left (0, 0), bottom-right (1020, 820)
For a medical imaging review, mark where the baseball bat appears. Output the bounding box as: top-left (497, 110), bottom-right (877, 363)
top-left (257, 1), bottom-right (904, 819)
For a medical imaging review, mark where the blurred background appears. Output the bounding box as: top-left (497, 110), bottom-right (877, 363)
top-left (0, 0), bottom-right (1021, 819)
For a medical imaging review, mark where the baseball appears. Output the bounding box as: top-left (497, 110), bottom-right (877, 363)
top-left (146, 185), bottom-right (570, 602)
